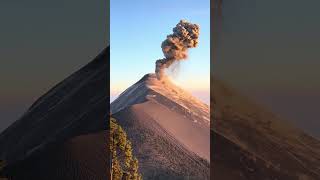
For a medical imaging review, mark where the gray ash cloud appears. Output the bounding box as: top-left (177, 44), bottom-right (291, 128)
top-left (155, 20), bottom-right (200, 80)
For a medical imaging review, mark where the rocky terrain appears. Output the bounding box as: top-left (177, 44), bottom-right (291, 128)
top-left (111, 74), bottom-right (210, 179)
top-left (0, 48), bottom-right (109, 180)
top-left (212, 78), bottom-right (320, 180)
top-left (1, 46), bottom-right (317, 179)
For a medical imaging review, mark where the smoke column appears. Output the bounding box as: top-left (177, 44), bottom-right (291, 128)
top-left (155, 20), bottom-right (200, 80)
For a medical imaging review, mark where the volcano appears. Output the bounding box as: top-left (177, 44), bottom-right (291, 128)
top-left (0, 48), bottom-right (109, 180)
top-left (111, 74), bottom-right (210, 179)
top-left (2, 46), bottom-right (318, 180)
top-left (212, 78), bottom-right (320, 180)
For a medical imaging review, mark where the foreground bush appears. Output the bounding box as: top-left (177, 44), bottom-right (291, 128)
top-left (110, 118), bottom-right (142, 180)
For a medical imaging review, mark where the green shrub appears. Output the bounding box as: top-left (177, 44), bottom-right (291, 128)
top-left (110, 118), bottom-right (142, 180)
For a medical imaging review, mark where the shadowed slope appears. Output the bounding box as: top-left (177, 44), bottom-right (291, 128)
top-left (113, 106), bottom-right (209, 180)
top-left (0, 47), bottom-right (109, 179)
top-left (4, 131), bottom-right (108, 180)
top-left (212, 78), bottom-right (320, 179)
top-left (111, 74), bottom-right (210, 179)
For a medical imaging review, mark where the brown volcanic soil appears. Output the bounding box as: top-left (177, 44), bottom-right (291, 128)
top-left (111, 74), bottom-right (210, 179)
top-left (0, 48), bottom-right (109, 179)
top-left (212, 131), bottom-right (296, 180)
top-left (4, 131), bottom-right (108, 180)
top-left (132, 100), bottom-right (209, 160)
top-left (212, 78), bottom-right (320, 179)
top-left (113, 106), bottom-right (210, 180)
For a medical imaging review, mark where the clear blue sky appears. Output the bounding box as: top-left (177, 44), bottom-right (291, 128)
top-left (110, 0), bottom-right (210, 103)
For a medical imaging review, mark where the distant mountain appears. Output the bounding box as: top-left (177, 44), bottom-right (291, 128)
top-left (111, 74), bottom-right (210, 179)
top-left (212, 78), bottom-right (320, 180)
top-left (0, 48), bottom-right (109, 180)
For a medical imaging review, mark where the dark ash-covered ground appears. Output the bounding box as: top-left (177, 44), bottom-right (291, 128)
top-left (0, 48), bottom-right (109, 180)
top-left (212, 78), bottom-right (320, 180)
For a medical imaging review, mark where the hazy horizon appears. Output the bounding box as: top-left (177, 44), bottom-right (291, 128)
top-left (215, 0), bottom-right (320, 138)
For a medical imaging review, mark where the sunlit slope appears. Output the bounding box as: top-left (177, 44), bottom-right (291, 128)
top-left (212, 78), bottom-right (320, 179)
top-left (111, 74), bottom-right (210, 179)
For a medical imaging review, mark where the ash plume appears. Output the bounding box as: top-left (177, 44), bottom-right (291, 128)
top-left (155, 20), bottom-right (200, 80)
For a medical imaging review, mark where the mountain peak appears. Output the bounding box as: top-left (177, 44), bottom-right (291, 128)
top-left (136, 73), bottom-right (156, 83)
top-left (136, 73), bottom-right (175, 87)
top-left (111, 73), bottom-right (209, 122)
top-left (111, 73), bottom-right (210, 179)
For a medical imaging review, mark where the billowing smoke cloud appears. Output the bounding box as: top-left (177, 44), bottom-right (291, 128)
top-left (155, 20), bottom-right (200, 80)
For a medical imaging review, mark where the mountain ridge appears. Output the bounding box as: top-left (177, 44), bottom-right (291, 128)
top-left (212, 77), bottom-right (320, 179)
top-left (0, 47), bottom-right (109, 180)
top-left (112, 73), bottom-right (209, 123)
top-left (111, 73), bottom-right (210, 179)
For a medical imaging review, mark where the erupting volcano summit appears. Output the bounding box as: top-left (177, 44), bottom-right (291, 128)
top-left (155, 20), bottom-right (200, 80)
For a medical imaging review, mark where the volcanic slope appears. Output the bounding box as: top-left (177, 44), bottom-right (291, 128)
top-left (212, 78), bottom-right (320, 180)
top-left (0, 48), bottom-right (109, 180)
top-left (111, 74), bottom-right (210, 180)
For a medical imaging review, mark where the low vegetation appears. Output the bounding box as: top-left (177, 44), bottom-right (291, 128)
top-left (110, 117), bottom-right (142, 180)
